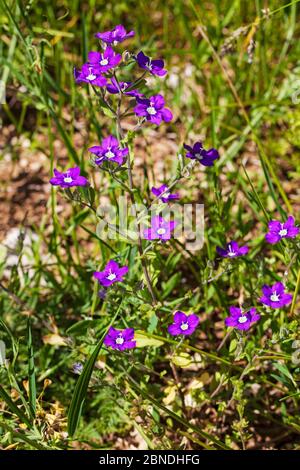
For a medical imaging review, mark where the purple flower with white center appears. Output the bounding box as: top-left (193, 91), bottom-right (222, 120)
top-left (183, 142), bottom-right (219, 166)
top-left (216, 241), bottom-right (249, 258)
top-left (265, 216), bottom-right (299, 244)
top-left (259, 282), bottom-right (292, 309)
top-left (168, 311), bottom-right (200, 336)
top-left (95, 25), bottom-right (135, 45)
top-left (94, 260), bottom-right (128, 287)
top-left (225, 306), bottom-right (260, 331)
top-left (135, 51), bottom-right (167, 77)
top-left (72, 362), bottom-right (83, 375)
top-left (151, 184), bottom-right (179, 203)
top-left (88, 135), bottom-right (128, 166)
top-left (104, 327), bottom-right (136, 351)
top-left (106, 77), bottom-right (143, 98)
top-left (49, 167), bottom-right (88, 188)
top-left (88, 47), bottom-right (121, 73)
top-left (74, 64), bottom-right (107, 87)
top-left (134, 95), bottom-right (173, 125)
top-left (144, 215), bottom-right (177, 241)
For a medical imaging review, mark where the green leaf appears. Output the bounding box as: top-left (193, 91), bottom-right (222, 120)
top-left (171, 352), bottom-right (193, 368)
top-left (161, 273), bottom-right (181, 299)
top-left (67, 304), bottom-right (123, 436)
top-left (27, 317), bottom-right (36, 418)
top-left (101, 106), bottom-right (115, 119)
top-left (135, 331), bottom-right (163, 348)
top-left (79, 186), bottom-right (95, 206)
top-left (147, 312), bottom-right (158, 334)
top-left (0, 385), bottom-right (32, 428)
top-left (273, 362), bottom-right (297, 388)
top-left (229, 339), bottom-right (237, 353)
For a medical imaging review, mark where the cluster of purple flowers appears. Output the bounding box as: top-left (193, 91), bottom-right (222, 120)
top-left (220, 219), bottom-right (298, 330)
top-left (224, 279), bottom-right (293, 331)
top-left (93, 259), bottom-right (200, 349)
top-left (50, 24), bottom-right (299, 349)
top-left (103, 311), bottom-right (201, 351)
top-left (215, 217), bottom-right (298, 331)
top-left (73, 24), bottom-right (173, 128)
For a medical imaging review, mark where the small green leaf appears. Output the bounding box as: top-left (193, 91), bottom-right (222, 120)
top-left (229, 339), bottom-right (237, 353)
top-left (135, 331), bottom-right (163, 348)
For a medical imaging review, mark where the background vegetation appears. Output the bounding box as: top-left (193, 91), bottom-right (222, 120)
top-left (0, 0), bottom-right (300, 450)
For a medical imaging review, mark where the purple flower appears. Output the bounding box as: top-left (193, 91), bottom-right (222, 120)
top-left (134, 95), bottom-right (173, 126)
top-left (94, 260), bottom-right (128, 287)
top-left (104, 327), bottom-right (136, 351)
top-left (183, 142), bottom-right (219, 166)
top-left (216, 241), bottom-right (248, 258)
top-left (74, 64), bottom-right (107, 87)
top-left (135, 51), bottom-right (167, 77)
top-left (260, 282), bottom-right (292, 309)
top-left (106, 77), bottom-right (143, 98)
top-left (225, 306), bottom-right (260, 331)
top-left (95, 25), bottom-right (135, 45)
top-left (168, 311), bottom-right (200, 336)
top-left (88, 47), bottom-right (121, 73)
top-left (49, 167), bottom-right (88, 188)
top-left (88, 135), bottom-right (128, 166)
top-left (72, 362), bottom-right (83, 375)
top-left (265, 216), bottom-right (299, 244)
top-left (151, 184), bottom-right (179, 203)
top-left (144, 215), bottom-right (177, 241)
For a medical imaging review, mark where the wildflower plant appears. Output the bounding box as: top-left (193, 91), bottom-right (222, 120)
top-left (46, 21), bottom-right (300, 449)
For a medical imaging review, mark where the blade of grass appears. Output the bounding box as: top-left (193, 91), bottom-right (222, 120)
top-left (67, 301), bottom-right (124, 436)
top-left (27, 317), bottom-right (36, 418)
top-left (289, 268), bottom-right (300, 317)
top-left (0, 385), bottom-right (32, 428)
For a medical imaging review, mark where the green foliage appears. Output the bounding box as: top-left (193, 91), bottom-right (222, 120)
top-left (0, 0), bottom-right (300, 451)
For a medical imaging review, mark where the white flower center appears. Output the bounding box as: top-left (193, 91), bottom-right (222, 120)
top-left (238, 315), bottom-right (248, 324)
top-left (195, 153), bottom-right (203, 160)
top-left (116, 336), bottom-right (124, 345)
top-left (157, 228), bottom-right (166, 235)
top-left (279, 229), bottom-right (287, 237)
top-left (105, 150), bottom-right (115, 159)
top-left (162, 191), bottom-right (170, 198)
top-left (107, 271), bottom-right (116, 281)
top-left (180, 322), bottom-right (189, 331)
top-left (270, 292), bottom-right (280, 302)
top-left (147, 106), bottom-right (157, 115)
top-left (100, 59), bottom-right (109, 66)
top-left (86, 73), bottom-right (96, 81)
top-left (64, 176), bottom-right (73, 183)
top-left (227, 245), bottom-right (236, 257)
top-left (147, 61), bottom-right (153, 70)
